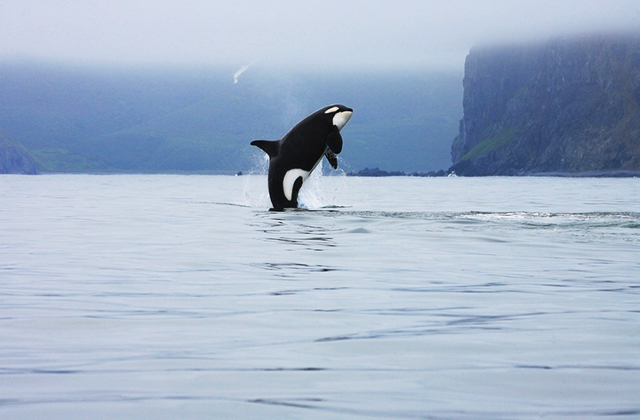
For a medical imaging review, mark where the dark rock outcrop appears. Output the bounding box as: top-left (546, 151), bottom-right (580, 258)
top-left (0, 134), bottom-right (38, 174)
top-left (450, 34), bottom-right (640, 176)
top-left (347, 167), bottom-right (447, 177)
top-left (347, 167), bottom-right (406, 177)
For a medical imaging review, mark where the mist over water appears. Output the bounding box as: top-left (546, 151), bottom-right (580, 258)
top-left (2, 1), bottom-right (638, 71)
top-left (1, 174), bottom-right (639, 419)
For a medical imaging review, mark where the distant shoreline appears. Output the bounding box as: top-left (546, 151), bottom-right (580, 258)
top-left (526, 171), bottom-right (640, 178)
top-left (346, 167), bottom-right (640, 178)
top-left (5, 168), bottom-right (639, 178)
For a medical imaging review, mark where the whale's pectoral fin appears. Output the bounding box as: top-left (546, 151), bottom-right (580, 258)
top-left (326, 127), bottom-right (343, 154)
top-left (250, 140), bottom-right (279, 158)
top-left (325, 148), bottom-right (338, 169)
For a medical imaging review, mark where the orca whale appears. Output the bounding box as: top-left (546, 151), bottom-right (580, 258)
top-left (251, 104), bottom-right (353, 210)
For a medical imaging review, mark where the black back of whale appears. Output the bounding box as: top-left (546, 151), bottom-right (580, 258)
top-left (251, 104), bottom-right (352, 210)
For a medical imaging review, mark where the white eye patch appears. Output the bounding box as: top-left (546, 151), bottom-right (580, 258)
top-left (324, 106), bottom-right (339, 114)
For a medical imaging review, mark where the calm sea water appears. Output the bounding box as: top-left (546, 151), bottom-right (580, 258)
top-left (1, 174), bottom-right (639, 420)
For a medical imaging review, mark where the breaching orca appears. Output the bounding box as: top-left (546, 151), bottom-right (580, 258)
top-left (251, 104), bottom-right (353, 210)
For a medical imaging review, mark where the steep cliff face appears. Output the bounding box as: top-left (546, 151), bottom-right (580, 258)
top-left (450, 34), bottom-right (640, 175)
top-left (0, 135), bottom-right (37, 174)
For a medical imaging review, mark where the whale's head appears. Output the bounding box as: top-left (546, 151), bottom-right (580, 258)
top-left (323, 104), bottom-right (353, 131)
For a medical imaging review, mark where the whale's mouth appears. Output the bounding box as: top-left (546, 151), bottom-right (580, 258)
top-left (333, 111), bottom-right (353, 131)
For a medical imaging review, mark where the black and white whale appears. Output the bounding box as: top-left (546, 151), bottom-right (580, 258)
top-left (251, 104), bottom-right (353, 210)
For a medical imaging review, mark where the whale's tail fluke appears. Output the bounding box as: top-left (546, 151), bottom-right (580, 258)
top-left (250, 140), bottom-right (279, 158)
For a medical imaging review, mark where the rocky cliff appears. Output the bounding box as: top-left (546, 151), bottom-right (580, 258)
top-left (0, 134), bottom-right (37, 174)
top-left (450, 34), bottom-right (640, 176)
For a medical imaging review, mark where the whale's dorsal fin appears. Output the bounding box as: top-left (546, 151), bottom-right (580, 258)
top-left (250, 140), bottom-right (279, 158)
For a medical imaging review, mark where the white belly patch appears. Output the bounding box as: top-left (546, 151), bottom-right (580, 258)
top-left (283, 169), bottom-right (310, 201)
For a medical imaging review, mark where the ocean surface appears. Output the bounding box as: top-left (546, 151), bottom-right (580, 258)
top-left (1, 173), bottom-right (639, 419)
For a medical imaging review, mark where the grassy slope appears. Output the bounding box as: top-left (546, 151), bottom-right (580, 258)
top-left (0, 62), bottom-right (462, 173)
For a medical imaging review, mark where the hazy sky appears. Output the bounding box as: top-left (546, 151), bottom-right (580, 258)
top-left (1, 0), bottom-right (638, 71)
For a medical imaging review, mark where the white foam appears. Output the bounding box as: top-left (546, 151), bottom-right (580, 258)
top-left (241, 154), bottom-right (271, 208)
top-left (297, 161), bottom-right (348, 209)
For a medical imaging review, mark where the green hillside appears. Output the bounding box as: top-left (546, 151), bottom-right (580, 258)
top-left (0, 62), bottom-right (462, 173)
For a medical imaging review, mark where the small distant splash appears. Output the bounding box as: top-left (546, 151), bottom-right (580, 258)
top-left (233, 62), bottom-right (255, 84)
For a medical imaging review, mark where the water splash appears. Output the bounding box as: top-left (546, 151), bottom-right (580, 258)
top-left (241, 154), bottom-right (270, 208)
top-left (233, 62), bottom-right (255, 84)
top-left (243, 154), bottom-right (349, 209)
top-left (298, 161), bottom-right (348, 210)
